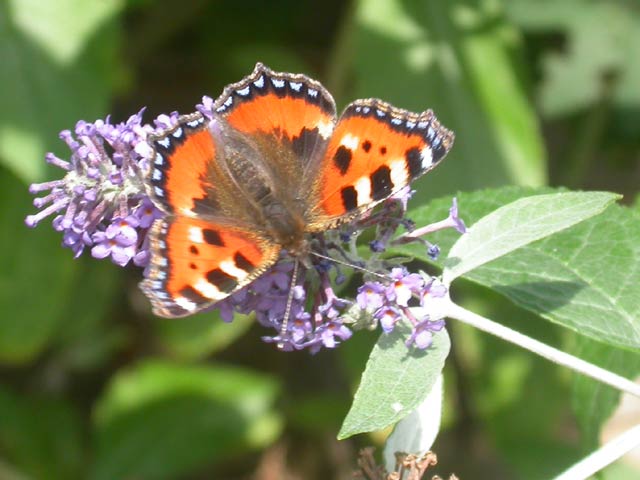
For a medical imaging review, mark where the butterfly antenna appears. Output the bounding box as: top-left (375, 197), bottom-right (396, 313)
top-left (278, 258), bottom-right (300, 349)
top-left (309, 251), bottom-right (389, 281)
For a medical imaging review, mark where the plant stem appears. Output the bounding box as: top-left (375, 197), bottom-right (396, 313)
top-left (444, 299), bottom-right (640, 398)
top-left (552, 423), bottom-right (640, 480)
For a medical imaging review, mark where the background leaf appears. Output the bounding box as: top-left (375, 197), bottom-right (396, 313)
top-left (339, 327), bottom-right (450, 439)
top-left (0, 0), bottom-right (122, 183)
top-left (156, 311), bottom-right (252, 361)
top-left (571, 335), bottom-right (640, 450)
top-left (91, 360), bottom-right (282, 480)
top-left (0, 386), bottom-right (83, 479)
top-left (348, 0), bottom-right (547, 202)
top-left (0, 170), bottom-right (77, 363)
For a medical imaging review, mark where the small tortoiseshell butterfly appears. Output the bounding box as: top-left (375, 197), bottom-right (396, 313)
top-left (141, 63), bottom-right (454, 317)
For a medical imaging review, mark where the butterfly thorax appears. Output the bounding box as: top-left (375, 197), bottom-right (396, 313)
top-left (261, 198), bottom-right (309, 256)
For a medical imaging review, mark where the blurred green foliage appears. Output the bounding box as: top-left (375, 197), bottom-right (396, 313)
top-left (1, 0), bottom-right (639, 479)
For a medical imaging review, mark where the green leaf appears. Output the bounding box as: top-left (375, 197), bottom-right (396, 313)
top-left (156, 311), bottom-right (252, 361)
top-left (395, 187), bottom-right (640, 349)
top-left (338, 327), bottom-right (450, 439)
top-left (92, 360), bottom-right (282, 480)
top-left (52, 260), bottom-right (126, 371)
top-left (0, 0), bottom-right (122, 183)
top-left (507, 0), bottom-right (640, 119)
top-left (347, 0), bottom-right (546, 201)
top-left (0, 169), bottom-right (77, 363)
top-left (0, 386), bottom-right (84, 480)
top-left (442, 191), bottom-right (619, 283)
top-left (572, 335), bottom-right (640, 450)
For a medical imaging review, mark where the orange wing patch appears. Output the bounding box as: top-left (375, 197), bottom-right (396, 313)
top-left (316, 99), bottom-right (454, 219)
top-left (141, 216), bottom-right (280, 317)
top-left (226, 93), bottom-right (333, 141)
top-left (213, 63), bottom-right (336, 142)
top-left (148, 114), bottom-right (215, 216)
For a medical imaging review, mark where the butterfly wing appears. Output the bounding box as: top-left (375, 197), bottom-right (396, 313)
top-left (145, 110), bottom-right (285, 318)
top-left (142, 216), bottom-right (280, 317)
top-left (212, 63), bottom-right (337, 198)
top-left (307, 99), bottom-right (454, 229)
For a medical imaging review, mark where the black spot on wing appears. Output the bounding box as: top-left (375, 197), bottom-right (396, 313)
top-left (371, 165), bottom-right (393, 201)
top-left (206, 268), bottom-right (238, 291)
top-left (179, 286), bottom-right (209, 304)
top-left (333, 146), bottom-right (352, 175)
top-left (405, 147), bottom-right (423, 179)
top-left (234, 252), bottom-right (255, 272)
top-left (203, 229), bottom-right (224, 246)
top-left (341, 186), bottom-right (358, 212)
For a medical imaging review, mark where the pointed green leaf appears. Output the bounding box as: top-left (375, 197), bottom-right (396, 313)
top-left (338, 327), bottom-right (450, 439)
top-left (443, 191), bottom-right (619, 283)
top-left (394, 187), bottom-right (640, 349)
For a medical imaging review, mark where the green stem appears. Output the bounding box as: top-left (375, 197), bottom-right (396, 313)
top-left (444, 298), bottom-right (640, 398)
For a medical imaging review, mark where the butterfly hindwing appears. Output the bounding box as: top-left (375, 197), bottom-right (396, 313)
top-left (309, 99), bottom-right (454, 227)
top-left (142, 216), bottom-right (281, 317)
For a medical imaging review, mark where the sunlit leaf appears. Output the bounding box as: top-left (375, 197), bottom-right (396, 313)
top-left (339, 327), bottom-right (449, 439)
top-left (395, 187), bottom-right (640, 349)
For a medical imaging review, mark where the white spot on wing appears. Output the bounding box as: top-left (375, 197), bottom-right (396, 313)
top-left (340, 133), bottom-right (359, 151)
top-left (157, 137), bottom-right (171, 149)
top-left (154, 153), bottom-right (164, 165)
top-left (236, 86), bottom-right (250, 96)
top-left (390, 159), bottom-right (409, 189)
top-left (188, 226), bottom-right (204, 243)
top-left (354, 176), bottom-right (372, 206)
top-left (175, 296), bottom-right (197, 311)
top-left (253, 75), bottom-right (265, 88)
top-left (172, 127), bottom-right (183, 138)
top-left (154, 186), bottom-right (164, 197)
top-left (220, 259), bottom-right (249, 281)
top-left (289, 81), bottom-right (302, 92)
top-left (316, 119), bottom-right (334, 139)
top-left (152, 169), bottom-right (162, 181)
top-left (272, 78), bottom-right (285, 89)
top-left (308, 88), bottom-right (318, 97)
top-left (195, 278), bottom-right (226, 300)
top-left (421, 147), bottom-right (434, 169)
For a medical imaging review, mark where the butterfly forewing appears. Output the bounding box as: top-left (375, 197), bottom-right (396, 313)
top-left (308, 99), bottom-right (454, 228)
top-left (213, 63), bottom-right (337, 197)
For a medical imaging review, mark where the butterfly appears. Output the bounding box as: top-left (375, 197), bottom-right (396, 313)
top-left (141, 63), bottom-right (454, 318)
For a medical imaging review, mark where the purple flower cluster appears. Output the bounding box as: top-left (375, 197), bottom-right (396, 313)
top-left (24, 111), bottom-right (167, 266)
top-left (216, 260), bottom-right (353, 352)
top-left (357, 269), bottom-right (448, 349)
top-left (25, 98), bottom-right (466, 352)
